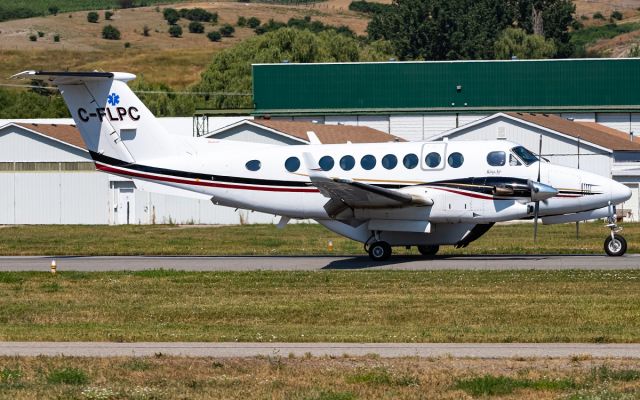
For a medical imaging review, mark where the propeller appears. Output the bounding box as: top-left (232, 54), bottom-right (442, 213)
top-left (533, 134), bottom-right (542, 242)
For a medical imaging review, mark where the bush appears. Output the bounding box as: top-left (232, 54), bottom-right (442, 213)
top-left (119, 0), bottom-right (134, 8)
top-left (169, 24), bottom-right (182, 37)
top-left (611, 10), bottom-right (623, 21)
top-left (0, 7), bottom-right (39, 22)
top-left (571, 20), bottom-right (583, 30)
top-left (163, 8), bottom-right (179, 24)
top-left (237, 16), bottom-right (247, 27)
top-left (219, 24), bottom-right (235, 37)
top-left (143, 25), bottom-right (150, 36)
top-left (188, 21), bottom-right (204, 33)
top-left (102, 25), bottom-right (121, 40)
top-left (183, 7), bottom-right (215, 22)
top-left (580, 15), bottom-right (589, 20)
top-left (124, 41), bottom-right (130, 48)
top-left (48, 6), bottom-right (59, 16)
top-left (87, 11), bottom-right (99, 23)
top-left (593, 12), bottom-right (605, 20)
top-left (53, 34), bottom-right (60, 42)
top-left (37, 31), bottom-right (44, 37)
top-left (207, 30), bottom-right (221, 41)
top-left (349, 0), bottom-right (392, 14)
top-left (247, 16), bottom-right (261, 28)
top-left (105, 11), bottom-right (114, 20)
top-left (29, 34), bottom-right (37, 41)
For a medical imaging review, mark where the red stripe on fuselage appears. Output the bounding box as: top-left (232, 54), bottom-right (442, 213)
top-left (95, 163), bottom-right (321, 193)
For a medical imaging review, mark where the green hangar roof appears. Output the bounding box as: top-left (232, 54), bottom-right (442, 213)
top-left (251, 59), bottom-right (640, 116)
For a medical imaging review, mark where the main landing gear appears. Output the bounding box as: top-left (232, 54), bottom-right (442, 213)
top-left (604, 203), bottom-right (627, 257)
top-left (365, 234), bottom-right (440, 261)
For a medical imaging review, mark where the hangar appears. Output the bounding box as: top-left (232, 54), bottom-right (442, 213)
top-left (250, 58), bottom-right (640, 139)
top-left (430, 112), bottom-right (640, 221)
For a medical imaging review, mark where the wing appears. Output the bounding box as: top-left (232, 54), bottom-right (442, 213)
top-left (302, 153), bottom-right (432, 218)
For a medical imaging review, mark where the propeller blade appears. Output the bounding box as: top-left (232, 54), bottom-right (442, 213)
top-left (537, 134), bottom-right (542, 182)
top-left (533, 201), bottom-right (540, 242)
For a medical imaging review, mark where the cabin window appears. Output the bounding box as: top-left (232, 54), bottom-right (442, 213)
top-left (284, 157), bottom-right (300, 172)
top-left (447, 152), bottom-right (464, 168)
top-left (340, 155), bottom-right (355, 171)
top-left (403, 154), bottom-right (419, 169)
top-left (361, 154), bottom-right (376, 170)
top-left (511, 146), bottom-right (538, 166)
top-left (425, 152), bottom-right (442, 168)
top-left (381, 154), bottom-right (397, 170)
top-left (245, 160), bottom-right (261, 171)
top-left (487, 151), bottom-right (506, 166)
top-left (319, 156), bottom-right (334, 171)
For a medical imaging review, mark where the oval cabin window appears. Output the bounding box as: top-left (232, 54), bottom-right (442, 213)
top-left (403, 154), bottom-right (418, 169)
top-left (360, 155), bottom-right (376, 170)
top-left (447, 152), bottom-right (464, 168)
top-left (340, 155), bottom-right (355, 171)
top-left (425, 152), bottom-right (442, 168)
top-left (245, 160), bottom-right (261, 171)
top-left (284, 157), bottom-right (300, 172)
top-left (319, 156), bottom-right (335, 171)
top-left (381, 154), bottom-right (397, 170)
top-left (487, 151), bottom-right (506, 166)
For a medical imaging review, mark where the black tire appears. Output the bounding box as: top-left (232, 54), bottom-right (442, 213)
top-left (368, 241), bottom-right (392, 261)
top-left (417, 245), bottom-right (439, 257)
top-left (604, 234), bottom-right (627, 257)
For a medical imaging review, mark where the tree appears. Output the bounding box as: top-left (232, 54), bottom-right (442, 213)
top-left (193, 28), bottom-right (392, 109)
top-left (494, 28), bottom-right (556, 59)
top-left (237, 16), bottom-right (247, 27)
top-left (105, 11), bottom-right (114, 20)
top-left (48, 6), bottom-right (59, 16)
top-left (247, 17), bottom-right (261, 29)
top-left (102, 25), bottom-right (121, 40)
top-left (169, 24), bottom-right (182, 37)
top-left (118, 0), bottom-right (134, 8)
top-left (367, 0), bottom-right (575, 60)
top-left (163, 8), bottom-right (179, 25)
top-left (219, 24), bottom-right (235, 37)
top-left (87, 11), bottom-right (99, 23)
top-left (189, 21), bottom-right (204, 33)
top-left (611, 11), bottom-right (623, 21)
top-left (207, 30), bottom-right (222, 41)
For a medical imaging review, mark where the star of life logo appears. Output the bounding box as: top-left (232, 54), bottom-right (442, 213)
top-left (107, 92), bottom-right (120, 106)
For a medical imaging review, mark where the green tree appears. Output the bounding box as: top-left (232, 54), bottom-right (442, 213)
top-left (87, 11), bottom-right (99, 23)
top-left (48, 6), bottom-right (59, 16)
top-left (193, 28), bottom-right (393, 109)
top-left (368, 0), bottom-right (574, 60)
top-left (169, 24), bottom-right (182, 37)
top-left (207, 31), bottom-right (222, 41)
top-left (237, 16), bottom-right (247, 27)
top-left (163, 8), bottom-right (179, 25)
top-left (102, 25), bottom-right (121, 40)
top-left (247, 17), bottom-right (261, 28)
top-left (105, 11), bottom-right (114, 20)
top-left (189, 21), bottom-right (204, 33)
top-left (129, 76), bottom-right (196, 117)
top-left (219, 24), bottom-right (235, 37)
top-left (494, 28), bottom-right (556, 59)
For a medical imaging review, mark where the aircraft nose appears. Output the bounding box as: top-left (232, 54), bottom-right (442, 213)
top-left (611, 180), bottom-right (632, 204)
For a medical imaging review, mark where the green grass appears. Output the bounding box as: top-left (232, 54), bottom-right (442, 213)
top-left (570, 22), bottom-right (640, 48)
top-left (0, 222), bottom-right (637, 256)
top-left (46, 367), bottom-right (89, 385)
top-left (0, 356), bottom-right (639, 400)
top-left (0, 270), bottom-right (640, 342)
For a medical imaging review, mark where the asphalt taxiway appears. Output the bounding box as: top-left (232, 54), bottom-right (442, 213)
top-left (1, 342), bottom-right (640, 358)
top-left (0, 254), bottom-right (638, 271)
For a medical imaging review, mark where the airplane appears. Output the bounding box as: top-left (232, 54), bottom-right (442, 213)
top-left (12, 70), bottom-right (632, 260)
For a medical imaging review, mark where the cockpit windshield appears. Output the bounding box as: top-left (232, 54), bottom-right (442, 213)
top-left (511, 146), bottom-right (538, 166)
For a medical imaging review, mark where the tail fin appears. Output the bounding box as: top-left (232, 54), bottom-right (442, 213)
top-left (12, 71), bottom-right (180, 164)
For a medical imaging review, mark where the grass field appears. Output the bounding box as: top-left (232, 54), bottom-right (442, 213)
top-left (0, 269), bottom-right (639, 342)
top-left (0, 356), bottom-right (639, 399)
top-left (0, 222), bottom-right (637, 256)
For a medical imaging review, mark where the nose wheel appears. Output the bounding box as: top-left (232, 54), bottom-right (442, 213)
top-left (604, 203), bottom-right (627, 256)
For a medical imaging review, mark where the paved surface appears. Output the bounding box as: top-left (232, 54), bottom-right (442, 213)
top-left (1, 342), bottom-right (640, 358)
top-left (0, 254), bottom-right (638, 271)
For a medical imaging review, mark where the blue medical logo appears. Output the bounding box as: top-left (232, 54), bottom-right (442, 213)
top-left (107, 92), bottom-right (120, 106)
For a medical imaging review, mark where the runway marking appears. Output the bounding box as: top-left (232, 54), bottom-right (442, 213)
top-left (2, 342), bottom-right (640, 358)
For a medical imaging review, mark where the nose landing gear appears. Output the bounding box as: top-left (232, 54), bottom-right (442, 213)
top-left (604, 203), bottom-right (627, 257)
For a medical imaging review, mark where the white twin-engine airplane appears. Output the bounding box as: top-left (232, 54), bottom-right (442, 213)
top-left (14, 70), bottom-right (633, 260)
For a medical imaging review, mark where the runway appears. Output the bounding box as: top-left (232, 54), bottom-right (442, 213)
top-left (1, 342), bottom-right (640, 358)
top-left (0, 254), bottom-right (638, 271)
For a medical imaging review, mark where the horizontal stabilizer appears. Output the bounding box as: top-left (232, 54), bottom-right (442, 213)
top-left (11, 70), bottom-right (136, 85)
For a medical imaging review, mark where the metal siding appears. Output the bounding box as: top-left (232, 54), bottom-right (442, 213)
top-left (457, 114), bottom-right (489, 127)
top-left (632, 113), bottom-right (640, 136)
top-left (597, 113), bottom-right (631, 133)
top-left (560, 113), bottom-right (596, 122)
top-left (357, 115), bottom-right (389, 133)
top-left (0, 174), bottom-right (15, 224)
top-left (212, 125), bottom-right (301, 145)
top-left (59, 172), bottom-right (109, 224)
top-left (390, 115), bottom-right (423, 141)
top-left (253, 59), bottom-right (640, 114)
top-left (423, 114), bottom-right (458, 139)
top-left (325, 116), bottom-right (358, 125)
top-left (14, 173), bottom-right (62, 224)
top-left (0, 128), bottom-right (88, 162)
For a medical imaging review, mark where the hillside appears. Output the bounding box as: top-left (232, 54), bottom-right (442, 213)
top-left (0, 1), bottom-right (373, 88)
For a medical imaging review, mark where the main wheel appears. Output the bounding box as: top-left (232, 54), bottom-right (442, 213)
top-left (604, 234), bottom-right (627, 257)
top-left (368, 241), bottom-right (392, 261)
top-left (417, 245), bottom-right (439, 257)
